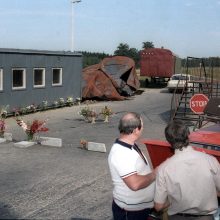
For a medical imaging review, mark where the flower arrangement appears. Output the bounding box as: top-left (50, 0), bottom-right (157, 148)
top-left (0, 105), bottom-right (8, 119)
top-left (79, 106), bottom-right (90, 120)
top-left (26, 104), bottom-right (37, 113)
top-left (12, 108), bottom-right (20, 116)
top-left (0, 120), bottom-right (5, 138)
top-left (53, 100), bottom-right (58, 108)
top-left (79, 106), bottom-right (97, 123)
top-left (41, 100), bottom-right (48, 110)
top-left (76, 97), bottom-right (81, 105)
top-left (66, 97), bottom-right (74, 106)
top-left (58, 98), bottom-right (65, 107)
top-left (88, 110), bottom-right (97, 123)
top-left (15, 116), bottom-right (49, 141)
top-left (12, 104), bottom-right (37, 115)
top-left (80, 139), bottom-right (87, 149)
top-left (100, 106), bottom-right (113, 122)
top-left (0, 105), bottom-right (9, 138)
top-left (20, 107), bottom-right (27, 115)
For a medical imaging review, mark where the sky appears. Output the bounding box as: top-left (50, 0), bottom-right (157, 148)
top-left (0, 0), bottom-right (220, 58)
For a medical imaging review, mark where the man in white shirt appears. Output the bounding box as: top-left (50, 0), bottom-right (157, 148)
top-left (108, 112), bottom-right (156, 220)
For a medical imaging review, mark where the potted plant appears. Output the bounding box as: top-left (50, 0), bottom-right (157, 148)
top-left (76, 97), bottom-right (81, 105)
top-left (66, 97), bottom-right (74, 106)
top-left (0, 105), bottom-right (8, 138)
top-left (15, 116), bottom-right (49, 141)
top-left (80, 139), bottom-right (87, 149)
top-left (100, 106), bottom-right (113, 122)
top-left (41, 100), bottom-right (48, 110)
top-left (88, 110), bottom-right (97, 124)
top-left (79, 106), bottom-right (97, 123)
top-left (53, 101), bottom-right (59, 108)
top-left (79, 105), bottom-right (91, 121)
top-left (0, 119), bottom-right (5, 138)
top-left (58, 98), bottom-right (65, 107)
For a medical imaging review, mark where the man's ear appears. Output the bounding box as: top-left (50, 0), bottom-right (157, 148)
top-left (133, 127), bottom-right (139, 134)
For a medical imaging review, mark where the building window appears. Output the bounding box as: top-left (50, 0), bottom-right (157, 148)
top-left (12, 68), bottom-right (26, 90)
top-left (33, 68), bottom-right (45, 88)
top-left (0, 69), bottom-right (3, 91)
top-left (52, 68), bottom-right (62, 86)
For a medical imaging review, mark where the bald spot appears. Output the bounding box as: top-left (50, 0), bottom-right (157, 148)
top-left (122, 113), bottom-right (136, 121)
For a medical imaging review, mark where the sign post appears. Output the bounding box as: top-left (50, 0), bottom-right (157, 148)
top-left (189, 94), bottom-right (209, 114)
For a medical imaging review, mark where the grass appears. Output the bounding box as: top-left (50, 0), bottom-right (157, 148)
top-left (137, 67), bottom-right (220, 89)
top-left (181, 67), bottom-right (220, 81)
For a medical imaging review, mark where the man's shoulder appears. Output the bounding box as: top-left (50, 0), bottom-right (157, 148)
top-left (110, 142), bottom-right (134, 158)
top-left (158, 147), bottom-right (219, 171)
top-left (191, 148), bottom-right (219, 162)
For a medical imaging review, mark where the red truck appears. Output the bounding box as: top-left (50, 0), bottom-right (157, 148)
top-left (140, 48), bottom-right (181, 84)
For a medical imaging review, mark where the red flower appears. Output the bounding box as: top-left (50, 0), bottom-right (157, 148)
top-left (16, 118), bottom-right (49, 136)
top-left (0, 119), bottom-right (5, 134)
top-left (29, 120), bottom-right (49, 135)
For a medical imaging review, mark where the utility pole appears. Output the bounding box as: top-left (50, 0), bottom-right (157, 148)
top-left (71, 0), bottom-right (81, 52)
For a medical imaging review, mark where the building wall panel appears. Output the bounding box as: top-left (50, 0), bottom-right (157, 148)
top-left (0, 49), bottom-right (82, 112)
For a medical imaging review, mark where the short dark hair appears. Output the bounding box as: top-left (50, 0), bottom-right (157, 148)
top-left (165, 120), bottom-right (190, 150)
top-left (118, 112), bottom-right (142, 134)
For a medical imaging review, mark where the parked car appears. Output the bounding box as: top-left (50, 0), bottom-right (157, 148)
top-left (167, 74), bottom-right (193, 92)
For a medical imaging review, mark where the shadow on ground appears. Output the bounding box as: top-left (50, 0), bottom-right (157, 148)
top-left (159, 110), bottom-right (171, 124)
top-left (0, 202), bottom-right (18, 219)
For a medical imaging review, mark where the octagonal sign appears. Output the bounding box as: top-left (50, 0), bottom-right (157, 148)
top-left (189, 94), bottom-right (209, 114)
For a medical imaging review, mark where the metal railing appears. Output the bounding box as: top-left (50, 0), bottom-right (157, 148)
top-left (170, 57), bottom-right (220, 127)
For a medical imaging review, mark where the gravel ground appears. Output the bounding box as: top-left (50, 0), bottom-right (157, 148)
top-left (0, 87), bottom-right (172, 219)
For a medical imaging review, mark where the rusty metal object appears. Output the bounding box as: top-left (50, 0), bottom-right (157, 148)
top-left (82, 56), bottom-right (140, 100)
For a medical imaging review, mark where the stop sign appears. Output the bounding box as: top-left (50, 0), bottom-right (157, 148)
top-left (189, 94), bottom-right (209, 114)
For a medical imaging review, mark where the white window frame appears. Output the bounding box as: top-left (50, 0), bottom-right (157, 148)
top-left (52, 68), bottom-right (62, 86)
top-left (12, 68), bottom-right (26, 90)
top-left (33, 68), bottom-right (45, 88)
top-left (0, 69), bottom-right (3, 91)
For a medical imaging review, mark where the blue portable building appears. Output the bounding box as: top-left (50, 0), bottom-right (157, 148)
top-left (0, 48), bottom-right (82, 113)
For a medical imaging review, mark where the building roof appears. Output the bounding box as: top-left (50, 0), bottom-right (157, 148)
top-left (0, 48), bottom-right (82, 57)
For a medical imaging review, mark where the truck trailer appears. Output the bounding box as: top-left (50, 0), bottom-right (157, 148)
top-left (140, 48), bottom-right (181, 84)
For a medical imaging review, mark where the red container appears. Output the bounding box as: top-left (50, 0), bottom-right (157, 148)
top-left (142, 137), bottom-right (220, 168)
top-left (140, 48), bottom-right (175, 78)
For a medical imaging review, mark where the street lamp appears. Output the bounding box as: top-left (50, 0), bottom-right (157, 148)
top-left (71, 0), bottom-right (81, 52)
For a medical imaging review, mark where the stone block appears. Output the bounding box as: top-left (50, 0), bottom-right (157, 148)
top-left (0, 138), bottom-right (6, 143)
top-left (87, 142), bottom-right (106, 153)
top-left (4, 132), bottom-right (13, 141)
top-left (40, 137), bottom-right (62, 147)
top-left (14, 141), bottom-right (36, 148)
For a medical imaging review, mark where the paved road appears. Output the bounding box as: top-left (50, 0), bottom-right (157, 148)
top-left (0, 87), bottom-right (172, 219)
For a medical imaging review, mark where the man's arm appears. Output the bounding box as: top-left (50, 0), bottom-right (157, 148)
top-left (154, 200), bottom-right (170, 212)
top-left (123, 170), bottom-right (156, 191)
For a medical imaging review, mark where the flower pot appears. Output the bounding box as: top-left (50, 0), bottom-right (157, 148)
top-left (27, 133), bottom-right (34, 141)
top-left (0, 131), bottom-right (4, 138)
top-left (91, 117), bottom-right (96, 124)
top-left (104, 115), bottom-right (109, 123)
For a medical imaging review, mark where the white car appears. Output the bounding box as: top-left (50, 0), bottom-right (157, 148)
top-left (167, 74), bottom-right (193, 92)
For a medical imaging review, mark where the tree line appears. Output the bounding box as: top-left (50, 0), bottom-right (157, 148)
top-left (81, 42), bottom-right (220, 68)
top-left (81, 41), bottom-right (154, 68)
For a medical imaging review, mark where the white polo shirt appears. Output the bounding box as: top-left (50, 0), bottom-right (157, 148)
top-left (108, 139), bottom-right (155, 211)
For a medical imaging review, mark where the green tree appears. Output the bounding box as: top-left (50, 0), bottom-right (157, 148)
top-left (82, 51), bottom-right (110, 68)
top-left (128, 47), bottom-right (139, 66)
top-left (115, 42), bottom-right (155, 54)
top-left (142, 41), bottom-right (154, 49)
top-left (114, 43), bottom-right (140, 67)
top-left (114, 43), bottom-right (130, 56)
